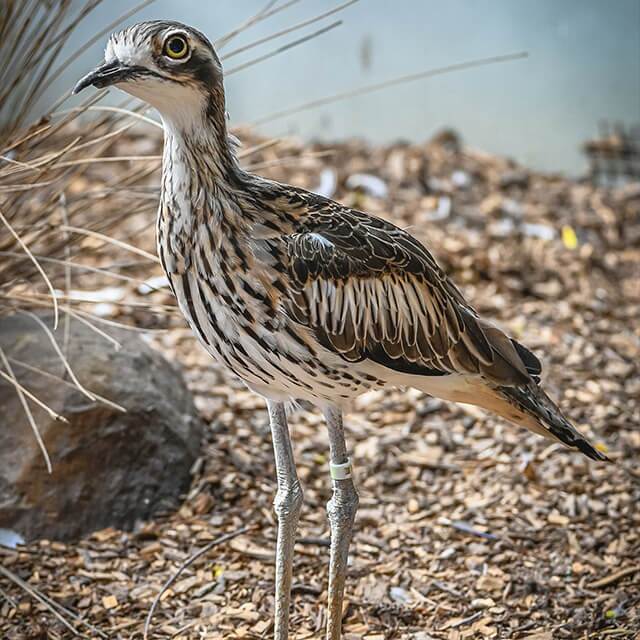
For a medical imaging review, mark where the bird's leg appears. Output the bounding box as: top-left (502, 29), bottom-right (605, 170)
top-left (324, 406), bottom-right (359, 640)
top-left (268, 400), bottom-right (303, 640)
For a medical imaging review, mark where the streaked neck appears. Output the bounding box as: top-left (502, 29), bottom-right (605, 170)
top-left (158, 90), bottom-right (250, 248)
top-left (163, 110), bottom-right (239, 181)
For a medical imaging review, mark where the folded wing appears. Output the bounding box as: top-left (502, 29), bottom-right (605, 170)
top-left (284, 209), bottom-right (539, 386)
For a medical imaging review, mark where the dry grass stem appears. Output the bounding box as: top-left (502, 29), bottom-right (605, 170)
top-left (0, 346), bottom-right (52, 473)
top-left (253, 51), bottom-right (529, 125)
top-left (143, 525), bottom-right (251, 640)
top-left (8, 356), bottom-right (125, 413)
top-left (0, 367), bottom-right (68, 423)
top-left (0, 208), bottom-right (60, 328)
top-left (20, 311), bottom-right (97, 402)
top-left (226, 20), bottom-right (343, 76)
top-left (222, 0), bottom-right (358, 60)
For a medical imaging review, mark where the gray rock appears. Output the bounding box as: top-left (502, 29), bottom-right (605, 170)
top-left (0, 313), bottom-right (203, 541)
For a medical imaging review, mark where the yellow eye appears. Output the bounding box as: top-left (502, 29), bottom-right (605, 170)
top-left (164, 35), bottom-right (189, 59)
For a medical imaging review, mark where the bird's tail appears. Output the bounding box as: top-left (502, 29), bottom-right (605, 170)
top-left (414, 372), bottom-right (608, 462)
top-left (495, 382), bottom-right (609, 462)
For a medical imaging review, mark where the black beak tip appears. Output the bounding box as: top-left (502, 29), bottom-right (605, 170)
top-left (72, 72), bottom-right (96, 95)
top-left (73, 60), bottom-right (126, 95)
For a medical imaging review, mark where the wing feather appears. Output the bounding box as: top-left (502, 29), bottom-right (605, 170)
top-left (284, 209), bottom-right (533, 386)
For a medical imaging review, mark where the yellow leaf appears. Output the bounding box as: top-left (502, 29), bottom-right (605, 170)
top-left (561, 225), bottom-right (578, 249)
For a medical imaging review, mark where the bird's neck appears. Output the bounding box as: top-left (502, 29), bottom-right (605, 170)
top-left (157, 89), bottom-right (298, 256)
top-left (158, 92), bottom-right (255, 263)
top-left (160, 87), bottom-right (241, 186)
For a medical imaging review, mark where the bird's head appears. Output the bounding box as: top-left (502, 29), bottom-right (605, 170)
top-left (74, 21), bottom-right (224, 130)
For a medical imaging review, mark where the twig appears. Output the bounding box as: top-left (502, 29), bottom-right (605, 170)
top-left (1, 292), bottom-right (175, 328)
top-left (60, 306), bottom-right (122, 351)
top-left (13, 291), bottom-right (174, 312)
top-left (0, 562), bottom-right (108, 638)
top-left (0, 565), bottom-right (86, 637)
top-left (170, 620), bottom-right (199, 638)
top-left (59, 193), bottom-right (72, 356)
top-left (0, 584), bottom-right (18, 609)
top-left (448, 611), bottom-right (483, 629)
top-left (589, 565), bottom-right (640, 589)
top-left (447, 519), bottom-right (499, 541)
top-left (215, 0), bottom-right (279, 49)
top-left (0, 367), bottom-right (68, 423)
top-left (1, 134), bottom-right (82, 177)
top-left (52, 104), bottom-right (162, 129)
top-left (143, 525), bottom-right (251, 640)
top-left (215, 0), bottom-right (302, 49)
top-left (432, 580), bottom-right (465, 599)
top-left (237, 137), bottom-right (282, 159)
top-left (0, 250), bottom-right (160, 288)
top-left (0, 122), bottom-right (52, 157)
top-left (66, 307), bottom-right (175, 330)
top-left (41, 155), bottom-right (162, 171)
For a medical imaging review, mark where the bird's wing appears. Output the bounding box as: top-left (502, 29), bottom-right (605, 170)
top-left (283, 208), bottom-right (540, 386)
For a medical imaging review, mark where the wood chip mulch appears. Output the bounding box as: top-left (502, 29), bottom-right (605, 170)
top-left (1, 129), bottom-right (639, 639)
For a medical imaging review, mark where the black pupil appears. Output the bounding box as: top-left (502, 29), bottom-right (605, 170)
top-left (169, 38), bottom-right (185, 54)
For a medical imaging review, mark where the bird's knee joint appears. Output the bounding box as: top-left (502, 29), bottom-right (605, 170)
top-left (327, 482), bottom-right (359, 522)
top-left (274, 482), bottom-right (303, 519)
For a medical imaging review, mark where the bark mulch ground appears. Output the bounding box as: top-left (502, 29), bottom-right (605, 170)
top-left (2, 130), bottom-right (639, 639)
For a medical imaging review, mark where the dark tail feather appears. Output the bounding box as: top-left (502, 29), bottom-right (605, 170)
top-left (510, 339), bottom-right (542, 377)
top-left (500, 383), bottom-right (609, 462)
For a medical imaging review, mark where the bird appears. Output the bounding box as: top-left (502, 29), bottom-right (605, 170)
top-left (74, 21), bottom-right (608, 640)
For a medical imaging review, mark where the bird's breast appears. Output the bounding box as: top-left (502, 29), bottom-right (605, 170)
top-left (156, 200), bottom-right (384, 404)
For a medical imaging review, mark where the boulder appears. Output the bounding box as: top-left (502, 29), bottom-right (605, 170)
top-left (0, 313), bottom-right (203, 541)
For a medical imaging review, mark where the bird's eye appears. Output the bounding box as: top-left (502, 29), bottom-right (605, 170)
top-left (164, 35), bottom-right (189, 60)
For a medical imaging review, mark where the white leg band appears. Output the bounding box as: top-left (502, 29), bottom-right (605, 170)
top-left (330, 458), bottom-right (352, 480)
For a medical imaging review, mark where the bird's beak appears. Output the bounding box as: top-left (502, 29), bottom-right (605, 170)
top-left (73, 60), bottom-right (134, 94)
